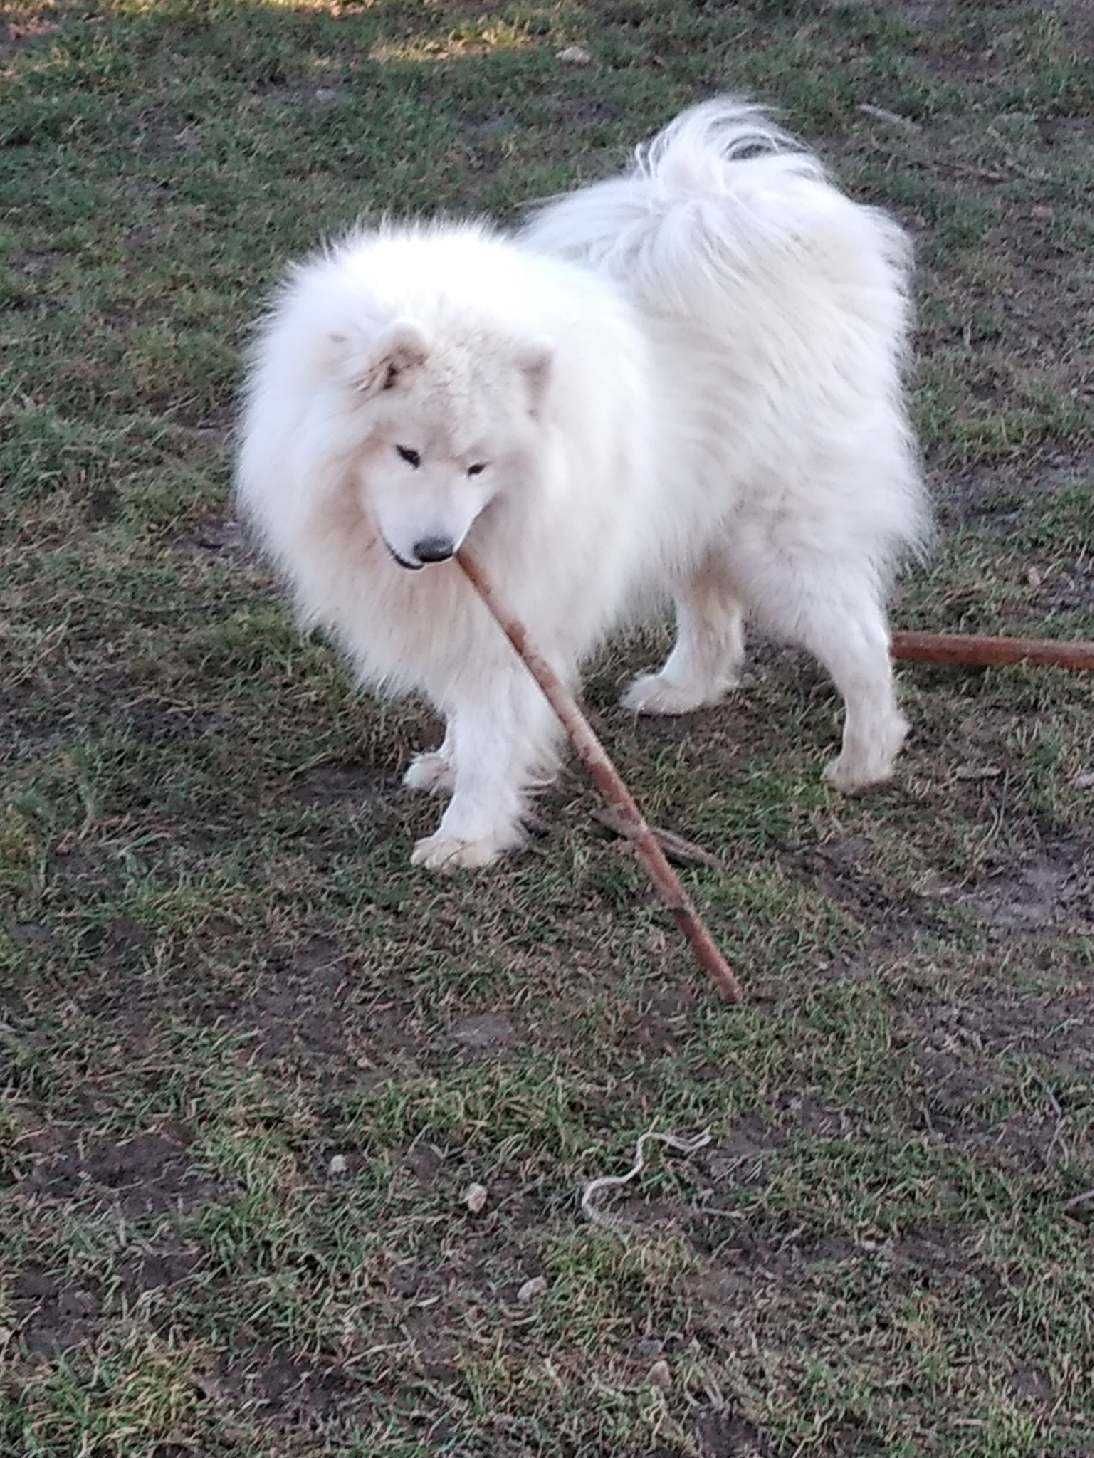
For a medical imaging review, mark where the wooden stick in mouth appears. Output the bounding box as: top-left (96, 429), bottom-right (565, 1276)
top-left (457, 551), bottom-right (744, 1005)
top-left (456, 556), bottom-right (1094, 1001)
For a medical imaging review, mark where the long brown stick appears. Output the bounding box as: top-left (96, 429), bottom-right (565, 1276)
top-left (457, 551), bottom-right (743, 1005)
top-left (891, 630), bottom-right (1094, 672)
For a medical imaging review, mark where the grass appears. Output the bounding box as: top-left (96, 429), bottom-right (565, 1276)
top-left (2, 1), bottom-right (1093, 1454)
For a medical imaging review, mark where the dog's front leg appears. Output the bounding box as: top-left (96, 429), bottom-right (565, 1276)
top-left (409, 671), bottom-right (558, 872)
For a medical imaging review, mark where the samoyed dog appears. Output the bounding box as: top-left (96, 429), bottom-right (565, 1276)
top-left (237, 100), bottom-right (928, 871)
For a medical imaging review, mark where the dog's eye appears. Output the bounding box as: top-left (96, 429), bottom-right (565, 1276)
top-left (395, 445), bottom-right (420, 468)
top-left (466, 462), bottom-right (487, 477)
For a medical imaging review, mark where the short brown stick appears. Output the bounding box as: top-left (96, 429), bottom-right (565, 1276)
top-left (891, 631), bottom-right (1094, 673)
top-left (591, 807), bottom-right (727, 874)
top-left (457, 551), bottom-right (743, 1004)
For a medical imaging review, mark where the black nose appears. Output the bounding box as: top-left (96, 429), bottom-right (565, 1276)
top-left (413, 536), bottom-right (454, 563)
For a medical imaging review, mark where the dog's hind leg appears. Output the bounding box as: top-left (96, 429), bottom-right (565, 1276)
top-left (756, 562), bottom-right (907, 791)
top-left (622, 551), bottom-right (745, 716)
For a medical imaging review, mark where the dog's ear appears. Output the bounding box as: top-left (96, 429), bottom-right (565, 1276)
top-left (516, 338), bottom-right (553, 418)
top-left (329, 319), bottom-right (429, 397)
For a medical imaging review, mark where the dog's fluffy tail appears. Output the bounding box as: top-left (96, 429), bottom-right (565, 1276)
top-left (523, 98), bottom-right (930, 566)
top-left (522, 97), bottom-right (908, 316)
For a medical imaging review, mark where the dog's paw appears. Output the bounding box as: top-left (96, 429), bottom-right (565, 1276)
top-left (621, 672), bottom-right (733, 717)
top-left (823, 715), bottom-right (908, 793)
top-left (403, 750), bottom-right (454, 794)
top-left (410, 831), bottom-right (510, 872)
top-left (822, 757), bottom-right (893, 794)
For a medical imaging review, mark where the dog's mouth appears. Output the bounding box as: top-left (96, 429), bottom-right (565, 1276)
top-left (384, 540), bottom-right (424, 572)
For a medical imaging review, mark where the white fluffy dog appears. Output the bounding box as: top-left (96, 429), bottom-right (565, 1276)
top-left (237, 100), bottom-right (929, 871)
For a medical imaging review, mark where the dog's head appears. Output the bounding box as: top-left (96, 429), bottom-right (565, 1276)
top-left (330, 317), bottom-right (552, 571)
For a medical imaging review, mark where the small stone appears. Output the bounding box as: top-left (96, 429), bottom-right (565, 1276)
top-left (1026, 567), bottom-right (1042, 588)
top-left (451, 1013), bottom-right (515, 1051)
top-left (327, 1154), bottom-right (347, 1176)
top-left (556, 45), bottom-right (592, 64)
top-left (648, 1359), bottom-right (672, 1391)
top-left (517, 1276), bottom-right (548, 1303)
top-left (464, 1182), bottom-right (488, 1214)
top-left (1072, 771), bottom-right (1094, 790)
